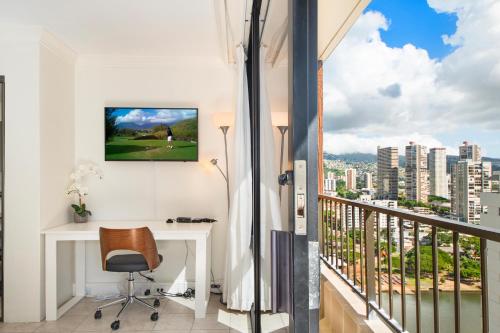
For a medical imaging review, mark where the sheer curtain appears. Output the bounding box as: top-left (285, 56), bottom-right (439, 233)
top-left (223, 45), bottom-right (283, 311)
top-left (223, 45), bottom-right (254, 311)
top-left (258, 46), bottom-right (283, 310)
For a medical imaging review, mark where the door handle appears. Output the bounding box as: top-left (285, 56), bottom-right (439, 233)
top-left (294, 160), bottom-right (307, 235)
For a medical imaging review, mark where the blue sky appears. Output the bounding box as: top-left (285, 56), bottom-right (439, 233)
top-left (323, 0), bottom-right (500, 158)
top-left (367, 0), bottom-right (457, 59)
top-left (110, 108), bottom-right (197, 126)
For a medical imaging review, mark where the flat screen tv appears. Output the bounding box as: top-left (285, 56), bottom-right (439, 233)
top-left (105, 107), bottom-right (198, 161)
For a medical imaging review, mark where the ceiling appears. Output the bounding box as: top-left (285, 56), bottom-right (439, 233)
top-left (0, 0), bottom-right (231, 57)
top-left (0, 0), bottom-right (369, 62)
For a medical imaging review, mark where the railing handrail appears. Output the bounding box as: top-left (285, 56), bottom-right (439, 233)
top-left (319, 194), bottom-right (500, 242)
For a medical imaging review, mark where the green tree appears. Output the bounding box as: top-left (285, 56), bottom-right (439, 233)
top-left (460, 236), bottom-right (480, 258)
top-left (105, 109), bottom-right (118, 142)
top-left (404, 246), bottom-right (453, 276)
top-left (460, 257), bottom-right (481, 280)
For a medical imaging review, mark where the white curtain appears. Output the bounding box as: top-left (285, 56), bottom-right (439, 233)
top-left (258, 46), bottom-right (283, 310)
top-left (223, 45), bottom-right (283, 311)
top-left (223, 45), bottom-right (254, 311)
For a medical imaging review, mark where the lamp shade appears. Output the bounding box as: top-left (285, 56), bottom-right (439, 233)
top-left (213, 112), bottom-right (234, 127)
top-left (271, 112), bottom-right (288, 127)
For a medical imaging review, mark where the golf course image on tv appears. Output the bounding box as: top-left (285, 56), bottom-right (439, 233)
top-left (105, 107), bottom-right (198, 161)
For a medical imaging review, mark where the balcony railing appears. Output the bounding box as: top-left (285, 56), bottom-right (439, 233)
top-left (318, 194), bottom-right (500, 333)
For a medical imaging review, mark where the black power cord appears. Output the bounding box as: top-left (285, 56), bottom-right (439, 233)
top-left (157, 287), bottom-right (195, 299)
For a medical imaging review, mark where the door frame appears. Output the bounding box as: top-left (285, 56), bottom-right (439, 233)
top-left (287, 0), bottom-right (320, 332)
top-left (248, 1), bottom-right (263, 332)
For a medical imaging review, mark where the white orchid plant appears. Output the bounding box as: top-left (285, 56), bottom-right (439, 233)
top-left (66, 163), bottom-right (103, 217)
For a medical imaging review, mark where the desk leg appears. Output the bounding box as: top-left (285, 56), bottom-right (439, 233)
top-left (45, 235), bottom-right (58, 321)
top-left (75, 241), bottom-right (86, 297)
top-left (195, 234), bottom-right (211, 318)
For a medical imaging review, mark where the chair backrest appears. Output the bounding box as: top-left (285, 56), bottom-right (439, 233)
top-left (99, 227), bottom-right (160, 271)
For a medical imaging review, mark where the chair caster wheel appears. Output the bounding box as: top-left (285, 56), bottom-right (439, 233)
top-left (111, 320), bottom-right (120, 330)
top-left (94, 310), bottom-right (102, 319)
top-left (151, 312), bottom-right (159, 321)
top-left (153, 299), bottom-right (160, 307)
top-left (144, 289), bottom-right (151, 296)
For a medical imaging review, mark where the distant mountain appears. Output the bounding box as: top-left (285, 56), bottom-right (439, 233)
top-left (116, 122), bottom-right (154, 130)
top-left (117, 120), bottom-right (177, 130)
top-left (324, 152), bottom-right (377, 163)
top-left (325, 153), bottom-right (500, 171)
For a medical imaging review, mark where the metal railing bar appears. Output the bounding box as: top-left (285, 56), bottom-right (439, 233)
top-left (335, 202), bottom-right (340, 269)
top-left (432, 226), bottom-right (440, 333)
top-left (346, 204), bottom-right (351, 279)
top-left (399, 217), bottom-right (406, 331)
top-left (365, 210), bottom-right (376, 319)
top-left (321, 255), bottom-right (364, 296)
top-left (415, 222), bottom-right (421, 333)
top-left (340, 203), bottom-right (345, 274)
top-left (376, 212), bottom-right (382, 309)
top-left (387, 215), bottom-right (394, 319)
top-left (480, 238), bottom-right (488, 333)
top-left (321, 199), bottom-right (325, 257)
top-left (360, 207), bottom-right (364, 293)
top-left (453, 231), bottom-right (461, 333)
top-left (319, 195), bottom-right (500, 242)
top-left (353, 206), bottom-right (357, 286)
top-left (327, 199), bottom-right (332, 265)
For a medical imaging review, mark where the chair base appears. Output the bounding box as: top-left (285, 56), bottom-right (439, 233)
top-left (94, 272), bottom-right (160, 330)
top-left (97, 295), bottom-right (158, 318)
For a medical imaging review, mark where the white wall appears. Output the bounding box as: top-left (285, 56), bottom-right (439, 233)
top-left (39, 35), bottom-right (76, 309)
top-left (0, 27), bottom-right (76, 322)
top-left (0, 26), bottom-right (42, 323)
top-left (75, 56), bottom-right (234, 292)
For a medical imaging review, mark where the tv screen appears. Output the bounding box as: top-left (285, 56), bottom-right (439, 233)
top-left (105, 107), bottom-right (198, 161)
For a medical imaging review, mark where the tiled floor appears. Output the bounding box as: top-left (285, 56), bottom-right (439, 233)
top-left (0, 295), bottom-right (289, 333)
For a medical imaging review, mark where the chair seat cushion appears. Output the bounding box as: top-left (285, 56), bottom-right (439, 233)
top-left (106, 254), bottom-right (163, 272)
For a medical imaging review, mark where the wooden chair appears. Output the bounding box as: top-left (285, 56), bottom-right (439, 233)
top-left (95, 227), bottom-right (163, 331)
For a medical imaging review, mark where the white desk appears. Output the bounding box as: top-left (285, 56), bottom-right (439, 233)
top-left (42, 221), bottom-right (213, 321)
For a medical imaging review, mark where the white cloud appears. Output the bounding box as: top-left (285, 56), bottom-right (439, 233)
top-left (115, 108), bottom-right (196, 125)
top-left (115, 109), bottom-right (149, 125)
top-left (324, 132), bottom-right (458, 156)
top-left (324, 0), bottom-right (500, 156)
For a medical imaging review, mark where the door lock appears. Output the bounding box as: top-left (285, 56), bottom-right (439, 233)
top-left (294, 160), bottom-right (307, 235)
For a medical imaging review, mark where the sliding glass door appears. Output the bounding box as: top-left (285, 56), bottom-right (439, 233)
top-left (247, 1), bottom-right (319, 332)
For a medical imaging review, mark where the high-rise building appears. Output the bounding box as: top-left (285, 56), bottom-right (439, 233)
top-left (429, 148), bottom-right (448, 198)
top-left (327, 171), bottom-right (336, 180)
top-left (345, 168), bottom-right (357, 191)
top-left (364, 173), bottom-right (373, 190)
top-left (377, 146), bottom-right (399, 200)
top-left (451, 160), bottom-right (492, 223)
top-left (405, 142), bottom-right (429, 203)
top-left (324, 178), bottom-right (336, 194)
top-left (481, 192), bottom-right (500, 333)
top-left (459, 141), bottom-right (481, 162)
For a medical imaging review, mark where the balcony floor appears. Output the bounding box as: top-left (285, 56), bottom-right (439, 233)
top-left (0, 295), bottom-right (289, 333)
